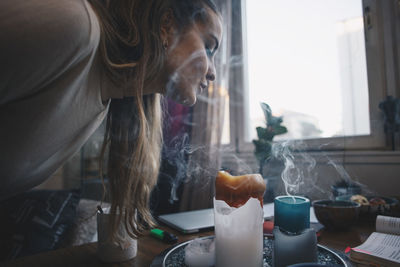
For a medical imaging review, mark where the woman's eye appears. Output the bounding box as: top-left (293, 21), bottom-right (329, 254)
top-left (206, 46), bottom-right (214, 57)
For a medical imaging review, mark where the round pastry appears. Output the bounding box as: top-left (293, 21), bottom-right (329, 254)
top-left (350, 194), bottom-right (369, 205)
top-left (369, 197), bottom-right (386, 206)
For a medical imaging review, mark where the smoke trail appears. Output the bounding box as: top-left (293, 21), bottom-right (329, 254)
top-left (165, 50), bottom-right (206, 105)
top-left (162, 137), bottom-right (255, 203)
top-left (271, 140), bottom-right (376, 199)
top-left (272, 141), bottom-right (322, 197)
top-left (327, 159), bottom-right (374, 196)
top-left (162, 132), bottom-right (205, 203)
top-left (228, 55), bottom-right (243, 67)
top-left (219, 145), bottom-right (253, 175)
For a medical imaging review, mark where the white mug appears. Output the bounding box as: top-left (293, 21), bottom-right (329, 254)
top-left (96, 207), bottom-right (137, 262)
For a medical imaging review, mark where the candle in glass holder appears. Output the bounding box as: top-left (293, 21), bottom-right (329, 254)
top-left (274, 195), bottom-right (310, 233)
top-left (273, 195), bottom-right (317, 267)
top-left (214, 171), bottom-right (266, 267)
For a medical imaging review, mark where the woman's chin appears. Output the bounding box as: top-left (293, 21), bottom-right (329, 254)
top-left (167, 90), bottom-right (196, 106)
top-left (164, 82), bottom-right (197, 106)
top-left (177, 94), bottom-right (196, 106)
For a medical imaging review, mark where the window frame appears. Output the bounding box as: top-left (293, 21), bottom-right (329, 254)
top-left (225, 0), bottom-right (400, 154)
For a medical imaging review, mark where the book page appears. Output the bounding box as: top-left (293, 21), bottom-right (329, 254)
top-left (352, 232), bottom-right (400, 264)
top-left (376, 215), bottom-right (400, 235)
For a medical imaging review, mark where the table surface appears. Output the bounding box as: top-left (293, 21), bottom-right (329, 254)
top-left (1, 218), bottom-right (376, 267)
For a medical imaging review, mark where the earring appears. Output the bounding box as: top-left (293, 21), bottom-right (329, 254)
top-left (163, 39), bottom-right (168, 50)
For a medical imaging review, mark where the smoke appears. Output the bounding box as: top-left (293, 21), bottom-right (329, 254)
top-left (327, 159), bottom-right (373, 196)
top-left (161, 134), bottom-right (377, 205)
top-left (219, 146), bottom-right (253, 175)
top-left (161, 132), bottom-right (256, 204)
top-left (272, 141), bottom-right (323, 197)
top-left (161, 132), bottom-right (206, 203)
top-left (228, 55), bottom-right (244, 68)
top-left (270, 140), bottom-right (375, 199)
top-left (197, 94), bottom-right (224, 104)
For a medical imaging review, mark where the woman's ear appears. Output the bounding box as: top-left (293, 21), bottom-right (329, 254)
top-left (160, 9), bottom-right (175, 41)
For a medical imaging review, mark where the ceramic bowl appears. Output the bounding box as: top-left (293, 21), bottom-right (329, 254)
top-left (312, 200), bottom-right (361, 230)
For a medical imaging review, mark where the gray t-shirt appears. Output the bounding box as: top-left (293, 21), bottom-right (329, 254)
top-left (0, 0), bottom-right (109, 199)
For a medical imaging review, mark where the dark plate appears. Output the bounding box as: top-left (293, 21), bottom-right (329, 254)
top-left (150, 236), bottom-right (348, 267)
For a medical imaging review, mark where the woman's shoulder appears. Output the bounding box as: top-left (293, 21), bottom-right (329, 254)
top-left (44, 0), bottom-right (101, 54)
top-left (0, 0), bottom-right (100, 57)
top-left (0, 0), bottom-right (101, 104)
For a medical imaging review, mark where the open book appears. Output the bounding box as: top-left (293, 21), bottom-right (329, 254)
top-left (350, 215), bottom-right (400, 267)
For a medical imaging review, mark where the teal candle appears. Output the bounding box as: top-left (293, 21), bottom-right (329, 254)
top-left (274, 196), bottom-right (310, 233)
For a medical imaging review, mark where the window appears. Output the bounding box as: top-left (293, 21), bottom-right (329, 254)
top-left (222, 0), bottom-right (398, 152)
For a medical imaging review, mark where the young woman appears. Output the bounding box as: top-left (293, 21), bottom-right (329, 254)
top-left (0, 0), bottom-right (222, 238)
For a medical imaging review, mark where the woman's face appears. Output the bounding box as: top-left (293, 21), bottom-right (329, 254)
top-left (162, 7), bottom-right (223, 106)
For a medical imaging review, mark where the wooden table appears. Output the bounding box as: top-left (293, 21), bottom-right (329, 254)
top-left (1, 220), bottom-right (375, 267)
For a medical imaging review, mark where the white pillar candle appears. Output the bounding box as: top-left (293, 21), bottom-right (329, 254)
top-left (214, 197), bottom-right (264, 267)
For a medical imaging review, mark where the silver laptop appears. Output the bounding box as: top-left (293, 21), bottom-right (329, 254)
top-left (157, 203), bottom-right (276, 234)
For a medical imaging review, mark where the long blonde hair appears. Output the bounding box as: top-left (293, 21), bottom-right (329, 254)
top-left (88, 0), bottom-right (219, 239)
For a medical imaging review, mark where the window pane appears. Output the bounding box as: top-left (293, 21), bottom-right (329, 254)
top-left (221, 93), bottom-right (230, 144)
top-left (243, 0), bottom-right (370, 142)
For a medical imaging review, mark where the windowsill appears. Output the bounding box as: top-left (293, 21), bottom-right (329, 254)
top-left (221, 146), bottom-right (400, 165)
top-left (317, 150), bottom-right (400, 164)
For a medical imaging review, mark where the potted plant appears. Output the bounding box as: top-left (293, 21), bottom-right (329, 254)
top-left (252, 103), bottom-right (288, 175)
top-left (252, 103), bottom-right (288, 202)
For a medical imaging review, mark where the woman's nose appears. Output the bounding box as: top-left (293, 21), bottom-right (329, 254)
top-left (206, 64), bottom-right (216, 81)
